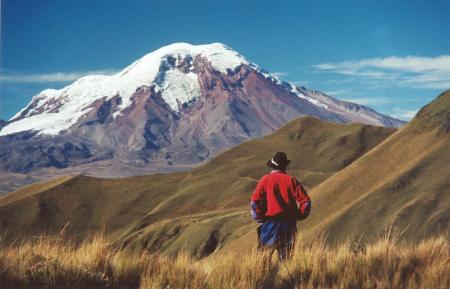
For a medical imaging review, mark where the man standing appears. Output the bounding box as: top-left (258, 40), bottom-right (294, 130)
top-left (251, 152), bottom-right (311, 260)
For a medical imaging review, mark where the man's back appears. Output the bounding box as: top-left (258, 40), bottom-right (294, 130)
top-left (251, 170), bottom-right (311, 221)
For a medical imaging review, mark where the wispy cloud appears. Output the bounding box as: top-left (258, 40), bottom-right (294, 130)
top-left (0, 69), bottom-right (118, 83)
top-left (271, 71), bottom-right (289, 78)
top-left (289, 80), bottom-right (309, 86)
top-left (324, 88), bottom-right (354, 96)
top-left (388, 108), bottom-right (419, 120)
top-left (339, 97), bottom-right (395, 106)
top-left (313, 55), bottom-right (450, 90)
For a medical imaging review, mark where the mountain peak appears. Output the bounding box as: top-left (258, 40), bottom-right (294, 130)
top-left (119, 42), bottom-right (249, 78)
top-left (1, 43), bottom-right (253, 137)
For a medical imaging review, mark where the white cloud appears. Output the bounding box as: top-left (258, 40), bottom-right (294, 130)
top-left (0, 69), bottom-right (118, 83)
top-left (271, 71), bottom-right (289, 78)
top-left (324, 89), bottom-right (347, 96)
top-left (339, 97), bottom-right (395, 106)
top-left (389, 108), bottom-right (419, 120)
top-left (313, 55), bottom-right (450, 90)
top-left (289, 80), bottom-right (309, 86)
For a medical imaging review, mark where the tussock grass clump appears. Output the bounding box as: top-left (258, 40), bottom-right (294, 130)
top-left (0, 234), bottom-right (145, 288)
top-left (282, 232), bottom-right (449, 289)
top-left (0, 232), bottom-right (448, 289)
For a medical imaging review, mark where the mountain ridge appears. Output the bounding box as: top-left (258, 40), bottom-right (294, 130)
top-left (0, 43), bottom-right (404, 181)
top-left (1, 43), bottom-right (403, 137)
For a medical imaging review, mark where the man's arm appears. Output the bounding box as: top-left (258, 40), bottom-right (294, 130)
top-left (291, 178), bottom-right (311, 220)
top-left (250, 177), bottom-right (267, 223)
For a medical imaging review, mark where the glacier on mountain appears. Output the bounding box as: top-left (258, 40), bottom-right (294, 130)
top-left (0, 43), bottom-right (249, 136)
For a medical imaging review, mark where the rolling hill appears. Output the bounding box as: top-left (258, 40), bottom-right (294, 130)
top-left (0, 116), bottom-right (395, 256)
top-left (303, 90), bottom-right (450, 241)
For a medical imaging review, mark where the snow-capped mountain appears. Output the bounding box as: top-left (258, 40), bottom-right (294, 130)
top-left (1, 44), bottom-right (250, 136)
top-left (0, 43), bottom-right (404, 174)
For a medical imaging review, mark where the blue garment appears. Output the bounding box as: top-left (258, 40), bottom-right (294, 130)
top-left (257, 217), bottom-right (297, 260)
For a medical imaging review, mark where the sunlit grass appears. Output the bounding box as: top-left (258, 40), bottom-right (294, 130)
top-left (0, 231), bottom-right (448, 289)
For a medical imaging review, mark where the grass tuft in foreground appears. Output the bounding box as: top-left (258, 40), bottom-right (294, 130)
top-left (0, 232), bottom-right (448, 289)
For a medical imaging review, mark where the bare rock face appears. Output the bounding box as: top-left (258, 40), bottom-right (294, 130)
top-left (0, 43), bottom-right (405, 175)
top-left (0, 133), bottom-right (103, 173)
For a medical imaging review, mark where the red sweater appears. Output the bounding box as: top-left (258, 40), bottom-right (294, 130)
top-left (251, 171), bottom-right (311, 221)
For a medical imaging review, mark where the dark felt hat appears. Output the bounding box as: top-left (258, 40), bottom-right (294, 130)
top-left (266, 152), bottom-right (291, 170)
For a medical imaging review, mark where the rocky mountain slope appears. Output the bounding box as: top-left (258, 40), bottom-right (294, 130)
top-left (0, 43), bottom-right (404, 175)
top-left (0, 116), bottom-right (395, 256)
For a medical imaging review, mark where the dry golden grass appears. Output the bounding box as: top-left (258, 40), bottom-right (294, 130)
top-left (0, 230), bottom-right (448, 289)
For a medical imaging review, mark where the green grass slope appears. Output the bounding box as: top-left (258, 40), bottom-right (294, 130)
top-left (305, 90), bottom-right (450, 242)
top-left (0, 116), bottom-right (395, 256)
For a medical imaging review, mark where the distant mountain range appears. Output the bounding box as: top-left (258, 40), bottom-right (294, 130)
top-left (0, 43), bottom-right (404, 178)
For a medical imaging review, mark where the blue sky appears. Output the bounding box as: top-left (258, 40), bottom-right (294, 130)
top-left (1, 0), bottom-right (449, 121)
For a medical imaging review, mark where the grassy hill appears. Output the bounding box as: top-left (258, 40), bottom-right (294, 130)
top-left (0, 116), bottom-right (395, 256)
top-left (304, 90), bottom-right (450, 242)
